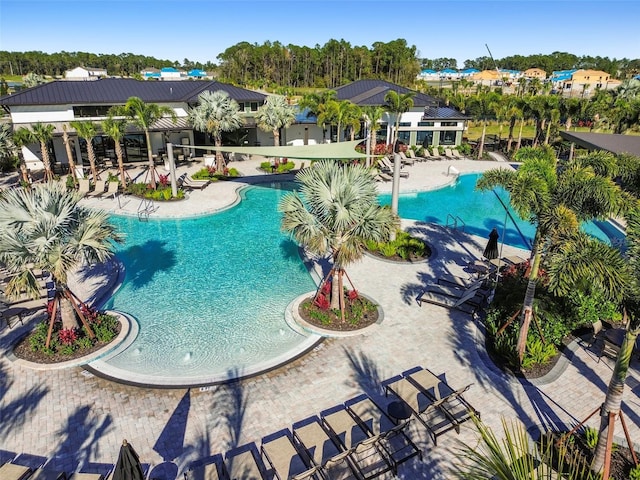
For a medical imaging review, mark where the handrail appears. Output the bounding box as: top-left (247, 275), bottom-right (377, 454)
top-left (137, 197), bottom-right (154, 222)
top-left (491, 190), bottom-right (533, 250)
top-left (455, 215), bottom-right (466, 232)
top-left (446, 213), bottom-right (458, 229)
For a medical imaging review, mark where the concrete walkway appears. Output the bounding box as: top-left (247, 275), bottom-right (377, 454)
top-left (0, 157), bottom-right (638, 479)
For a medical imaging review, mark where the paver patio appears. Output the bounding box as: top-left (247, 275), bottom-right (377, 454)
top-left (0, 157), bottom-right (638, 479)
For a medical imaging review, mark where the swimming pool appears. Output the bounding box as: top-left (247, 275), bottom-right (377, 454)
top-left (378, 173), bottom-right (625, 250)
top-left (96, 183), bottom-right (319, 386)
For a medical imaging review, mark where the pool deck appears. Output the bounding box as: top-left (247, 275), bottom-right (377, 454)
top-left (0, 157), bottom-right (638, 478)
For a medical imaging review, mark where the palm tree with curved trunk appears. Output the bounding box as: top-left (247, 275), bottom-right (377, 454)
top-left (255, 95), bottom-right (296, 146)
top-left (70, 121), bottom-right (99, 182)
top-left (0, 183), bottom-right (122, 347)
top-left (279, 161), bottom-right (397, 321)
top-left (111, 97), bottom-right (176, 188)
top-left (361, 105), bottom-right (385, 167)
top-left (17, 123), bottom-right (55, 181)
top-left (384, 90), bottom-right (415, 219)
top-left (101, 116), bottom-right (128, 185)
top-left (316, 99), bottom-right (340, 142)
top-left (476, 146), bottom-right (628, 363)
top-left (188, 91), bottom-right (242, 173)
top-left (342, 102), bottom-right (362, 141)
top-left (61, 125), bottom-right (78, 187)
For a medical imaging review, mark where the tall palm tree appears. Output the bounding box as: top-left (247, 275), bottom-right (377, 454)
top-left (70, 121), bottom-right (99, 182)
top-left (255, 95), bottom-right (296, 146)
top-left (469, 92), bottom-right (499, 159)
top-left (188, 91), bottom-right (243, 173)
top-left (0, 183), bottom-right (122, 346)
top-left (384, 90), bottom-right (415, 217)
top-left (476, 146), bottom-right (628, 363)
top-left (17, 123), bottom-right (55, 181)
top-left (0, 123), bottom-right (12, 161)
top-left (61, 125), bottom-right (78, 187)
top-left (279, 161), bottom-right (397, 321)
top-left (297, 90), bottom-right (337, 142)
top-left (361, 105), bottom-right (385, 167)
top-left (101, 116), bottom-right (128, 185)
top-left (111, 97), bottom-right (176, 189)
top-left (342, 102), bottom-right (362, 141)
top-left (11, 127), bottom-right (32, 184)
top-left (316, 99), bottom-right (340, 142)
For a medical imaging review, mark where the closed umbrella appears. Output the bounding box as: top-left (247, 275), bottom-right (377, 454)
top-left (483, 227), bottom-right (500, 260)
top-left (112, 439), bottom-right (145, 480)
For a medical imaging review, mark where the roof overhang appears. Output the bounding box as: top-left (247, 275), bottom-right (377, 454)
top-left (176, 139), bottom-right (368, 159)
top-left (559, 131), bottom-right (640, 157)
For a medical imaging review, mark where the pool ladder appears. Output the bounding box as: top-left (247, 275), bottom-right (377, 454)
top-left (137, 198), bottom-right (155, 222)
top-left (446, 213), bottom-right (466, 231)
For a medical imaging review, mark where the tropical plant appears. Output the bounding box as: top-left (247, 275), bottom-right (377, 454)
top-left (11, 127), bottom-right (32, 184)
top-left (101, 116), bottom-right (128, 185)
top-left (279, 160), bottom-right (398, 322)
top-left (111, 96), bottom-right (176, 188)
top-left (255, 95), bottom-right (296, 146)
top-left (188, 91), bottom-right (242, 173)
top-left (0, 183), bottom-right (122, 347)
top-left (476, 146), bottom-right (629, 363)
top-left (22, 72), bottom-right (44, 88)
top-left (15, 123), bottom-right (55, 181)
top-left (361, 105), bottom-right (385, 167)
top-left (61, 125), bottom-right (78, 187)
top-left (70, 121), bottom-right (99, 182)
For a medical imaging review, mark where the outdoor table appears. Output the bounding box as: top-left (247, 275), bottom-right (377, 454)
top-left (604, 328), bottom-right (639, 351)
top-left (387, 401), bottom-right (412, 425)
top-left (1, 307), bottom-right (27, 329)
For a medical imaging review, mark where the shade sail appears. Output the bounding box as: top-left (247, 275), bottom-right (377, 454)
top-left (174, 139), bottom-right (369, 159)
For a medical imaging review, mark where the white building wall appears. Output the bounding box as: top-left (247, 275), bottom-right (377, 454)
top-left (281, 124), bottom-right (324, 146)
top-left (10, 105), bottom-right (74, 124)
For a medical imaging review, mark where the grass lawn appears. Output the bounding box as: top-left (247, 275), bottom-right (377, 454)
top-left (464, 123), bottom-right (621, 141)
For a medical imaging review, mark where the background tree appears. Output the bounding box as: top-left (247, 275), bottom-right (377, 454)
top-left (255, 95), bottom-right (296, 146)
top-left (111, 97), bottom-right (176, 189)
top-left (0, 183), bottom-right (122, 345)
top-left (11, 127), bottom-right (32, 184)
top-left (361, 105), bottom-right (385, 167)
top-left (70, 121), bottom-right (99, 182)
top-left (61, 125), bottom-right (78, 187)
top-left (188, 90), bottom-right (242, 173)
top-left (279, 161), bottom-right (397, 320)
top-left (101, 116), bottom-right (129, 185)
top-left (22, 72), bottom-right (44, 88)
top-left (15, 123), bottom-right (55, 181)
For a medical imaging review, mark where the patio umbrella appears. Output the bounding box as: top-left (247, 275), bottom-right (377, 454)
top-left (483, 227), bottom-right (500, 260)
top-left (112, 439), bottom-right (145, 480)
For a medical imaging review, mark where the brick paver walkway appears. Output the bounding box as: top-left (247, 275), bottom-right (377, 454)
top-left (1, 158), bottom-right (638, 478)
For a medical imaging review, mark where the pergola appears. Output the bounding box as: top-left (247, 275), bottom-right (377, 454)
top-left (559, 131), bottom-right (640, 158)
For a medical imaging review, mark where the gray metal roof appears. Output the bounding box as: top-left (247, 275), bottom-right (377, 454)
top-left (0, 78), bottom-right (266, 106)
top-left (422, 106), bottom-right (469, 121)
top-left (559, 131), bottom-right (640, 157)
top-left (335, 79), bottom-right (439, 107)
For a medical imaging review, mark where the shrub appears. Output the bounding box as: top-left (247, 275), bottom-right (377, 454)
top-left (66, 175), bottom-right (76, 190)
top-left (58, 328), bottom-right (78, 345)
top-left (379, 243), bottom-right (397, 257)
top-left (314, 293), bottom-right (330, 310)
top-left (630, 465), bottom-right (640, 480)
top-left (276, 161), bottom-right (295, 173)
top-left (583, 427), bottom-right (599, 450)
top-left (521, 338), bottom-right (557, 370)
top-left (192, 167), bottom-right (211, 180)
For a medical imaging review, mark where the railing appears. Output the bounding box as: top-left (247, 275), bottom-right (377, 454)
top-left (446, 214), bottom-right (466, 231)
top-left (137, 198), bottom-right (154, 222)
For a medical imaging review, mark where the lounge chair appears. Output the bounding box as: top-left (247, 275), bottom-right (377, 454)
top-left (261, 430), bottom-right (319, 480)
top-left (415, 288), bottom-right (479, 314)
top-left (420, 148), bottom-right (433, 160)
top-left (345, 395), bottom-right (422, 472)
top-left (426, 281), bottom-right (490, 301)
top-left (185, 455), bottom-right (227, 480)
top-left (87, 180), bottom-right (106, 198)
top-left (0, 463), bottom-right (32, 480)
top-left (398, 151), bottom-right (415, 166)
top-left (182, 176), bottom-right (211, 190)
top-left (406, 149), bottom-right (425, 162)
top-left (105, 182), bottom-right (119, 199)
top-left (68, 474), bottom-right (104, 480)
top-left (430, 148), bottom-right (442, 160)
top-left (450, 149), bottom-right (464, 159)
top-left (384, 377), bottom-right (455, 445)
top-left (375, 172), bottom-right (392, 182)
top-left (226, 445), bottom-right (268, 480)
top-left (378, 157), bottom-right (409, 178)
top-left (293, 416), bottom-right (360, 479)
top-left (321, 406), bottom-right (393, 479)
top-left (77, 178), bottom-right (91, 197)
top-left (444, 148), bottom-right (456, 159)
top-left (26, 467), bottom-right (67, 479)
top-left (437, 273), bottom-right (488, 290)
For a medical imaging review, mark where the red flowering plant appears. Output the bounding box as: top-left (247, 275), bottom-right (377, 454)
top-left (207, 166), bottom-right (217, 176)
top-left (314, 293), bottom-right (330, 310)
top-left (158, 174), bottom-right (170, 187)
top-left (347, 289), bottom-right (359, 301)
top-left (58, 328), bottom-right (78, 345)
top-left (223, 167), bottom-right (230, 176)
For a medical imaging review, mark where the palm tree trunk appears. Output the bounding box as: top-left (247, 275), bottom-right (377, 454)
top-left (477, 122), bottom-right (487, 159)
top-left (507, 117), bottom-right (516, 152)
top-left (115, 141), bottom-right (126, 186)
top-left (544, 122), bottom-right (551, 145)
top-left (62, 128), bottom-right (78, 187)
top-left (273, 128), bottom-right (280, 147)
top-left (19, 158), bottom-right (29, 184)
top-left (516, 119), bottom-right (524, 152)
top-left (330, 268), bottom-right (341, 310)
top-left (591, 329), bottom-right (639, 473)
top-left (86, 142), bottom-right (99, 183)
top-left (40, 141), bottom-right (53, 181)
top-left (60, 295), bottom-right (79, 330)
top-left (215, 136), bottom-right (225, 173)
top-left (517, 247), bottom-right (542, 363)
top-left (565, 116), bottom-right (573, 131)
top-left (144, 130), bottom-right (157, 189)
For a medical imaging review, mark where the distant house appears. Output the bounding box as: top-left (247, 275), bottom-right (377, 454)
top-left (459, 68), bottom-right (479, 78)
top-left (470, 70), bottom-right (501, 86)
top-left (333, 79), bottom-right (468, 148)
top-left (187, 69), bottom-right (209, 79)
top-left (160, 67), bottom-right (185, 80)
top-left (551, 69), bottom-right (614, 96)
top-left (141, 67), bottom-right (161, 80)
top-left (438, 68), bottom-right (460, 79)
top-left (523, 68), bottom-right (547, 79)
top-left (417, 69), bottom-right (438, 80)
top-left (64, 66), bottom-right (107, 80)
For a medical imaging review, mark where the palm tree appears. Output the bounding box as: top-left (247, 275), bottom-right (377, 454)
top-left (101, 116), bottom-right (128, 185)
top-left (476, 146), bottom-right (628, 363)
top-left (255, 95), bottom-right (296, 146)
top-left (111, 97), bottom-right (176, 189)
top-left (342, 102), bottom-right (362, 141)
top-left (0, 123), bottom-right (12, 161)
top-left (16, 123), bottom-right (55, 181)
top-left (361, 105), bottom-right (385, 167)
top-left (384, 90), bottom-right (415, 218)
top-left (188, 91), bottom-right (243, 173)
top-left (11, 127), bottom-right (32, 184)
top-left (279, 161), bottom-right (397, 321)
top-left (70, 121), bottom-right (99, 182)
top-left (0, 183), bottom-right (122, 347)
top-left (61, 125), bottom-right (78, 187)
top-left (469, 91), bottom-right (499, 159)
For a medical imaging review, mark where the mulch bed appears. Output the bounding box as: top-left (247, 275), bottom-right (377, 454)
top-left (298, 297), bottom-right (379, 332)
top-left (12, 322), bottom-right (121, 364)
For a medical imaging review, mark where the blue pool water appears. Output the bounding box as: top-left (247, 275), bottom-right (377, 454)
top-left (101, 183), bottom-right (316, 384)
top-left (378, 174), bottom-right (624, 250)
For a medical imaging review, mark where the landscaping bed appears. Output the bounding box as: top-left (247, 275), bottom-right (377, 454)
top-left (298, 295), bottom-right (379, 332)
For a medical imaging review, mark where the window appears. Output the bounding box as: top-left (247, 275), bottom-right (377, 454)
top-left (250, 102), bottom-right (259, 112)
top-left (440, 121), bottom-right (458, 127)
top-left (439, 130), bottom-right (456, 145)
top-left (416, 131), bottom-right (433, 147)
top-left (397, 131), bottom-right (410, 143)
top-left (73, 105), bottom-right (112, 117)
top-left (398, 122), bottom-right (411, 127)
top-left (418, 121), bottom-right (434, 127)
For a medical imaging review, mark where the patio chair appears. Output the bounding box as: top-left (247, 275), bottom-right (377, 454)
top-left (444, 148), bottom-right (455, 159)
top-left (321, 406), bottom-right (393, 479)
top-left (450, 149), bottom-right (464, 159)
top-left (406, 149), bottom-right (425, 162)
top-left (430, 148), bottom-right (442, 160)
top-left (292, 416), bottom-right (360, 479)
top-left (586, 320), bottom-right (604, 349)
top-left (87, 180), bottom-right (107, 198)
top-left (345, 395), bottom-right (422, 472)
top-left (419, 282), bottom-right (489, 303)
top-left (105, 182), bottom-right (119, 199)
top-left (261, 430), bottom-right (320, 480)
top-left (226, 445), bottom-right (269, 480)
top-left (420, 148), bottom-right (433, 160)
top-left (77, 178), bottom-right (91, 197)
top-left (26, 467), bottom-right (67, 479)
top-left (375, 172), bottom-right (392, 182)
top-left (0, 463), bottom-right (32, 480)
top-left (185, 454), bottom-right (228, 480)
top-left (398, 151), bottom-right (415, 166)
top-left (68, 474), bottom-right (104, 480)
top-left (378, 157), bottom-right (409, 178)
top-left (183, 176), bottom-right (211, 190)
top-left (437, 273), bottom-right (488, 290)
top-left (415, 287), bottom-right (479, 314)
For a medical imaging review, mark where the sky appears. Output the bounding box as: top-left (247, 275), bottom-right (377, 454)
top-left (1, 0), bottom-right (638, 67)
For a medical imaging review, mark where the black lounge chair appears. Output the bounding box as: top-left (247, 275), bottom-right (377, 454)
top-left (261, 430), bottom-right (320, 480)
